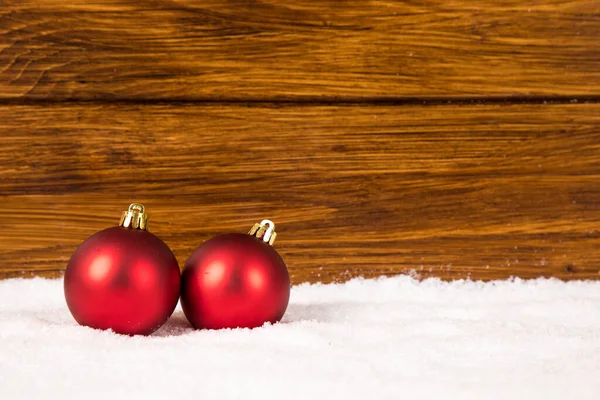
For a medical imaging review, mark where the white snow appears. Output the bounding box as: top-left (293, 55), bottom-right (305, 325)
top-left (1, 276), bottom-right (599, 400)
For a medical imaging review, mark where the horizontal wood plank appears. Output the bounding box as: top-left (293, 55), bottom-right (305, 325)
top-left (0, 102), bottom-right (599, 282)
top-left (0, 0), bottom-right (599, 101)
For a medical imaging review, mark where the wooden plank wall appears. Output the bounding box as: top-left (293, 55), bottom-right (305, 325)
top-left (0, 0), bottom-right (599, 282)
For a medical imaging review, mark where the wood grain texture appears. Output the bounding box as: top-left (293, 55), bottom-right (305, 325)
top-left (1, 103), bottom-right (599, 282)
top-left (1, 0), bottom-right (599, 101)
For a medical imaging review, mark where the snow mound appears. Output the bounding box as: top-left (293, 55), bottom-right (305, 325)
top-left (1, 276), bottom-right (599, 399)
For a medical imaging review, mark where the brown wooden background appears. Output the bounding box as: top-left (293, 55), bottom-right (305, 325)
top-left (1, 0), bottom-right (599, 282)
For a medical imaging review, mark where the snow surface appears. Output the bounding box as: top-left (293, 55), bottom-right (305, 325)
top-left (1, 276), bottom-right (599, 400)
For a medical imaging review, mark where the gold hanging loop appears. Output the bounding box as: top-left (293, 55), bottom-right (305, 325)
top-left (119, 203), bottom-right (148, 230)
top-left (248, 219), bottom-right (277, 246)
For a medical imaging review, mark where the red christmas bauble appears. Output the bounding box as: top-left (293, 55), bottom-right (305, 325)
top-left (181, 221), bottom-right (290, 329)
top-left (64, 204), bottom-right (180, 336)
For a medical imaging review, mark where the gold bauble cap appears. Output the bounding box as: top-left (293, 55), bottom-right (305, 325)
top-left (119, 203), bottom-right (148, 230)
top-left (248, 219), bottom-right (277, 246)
